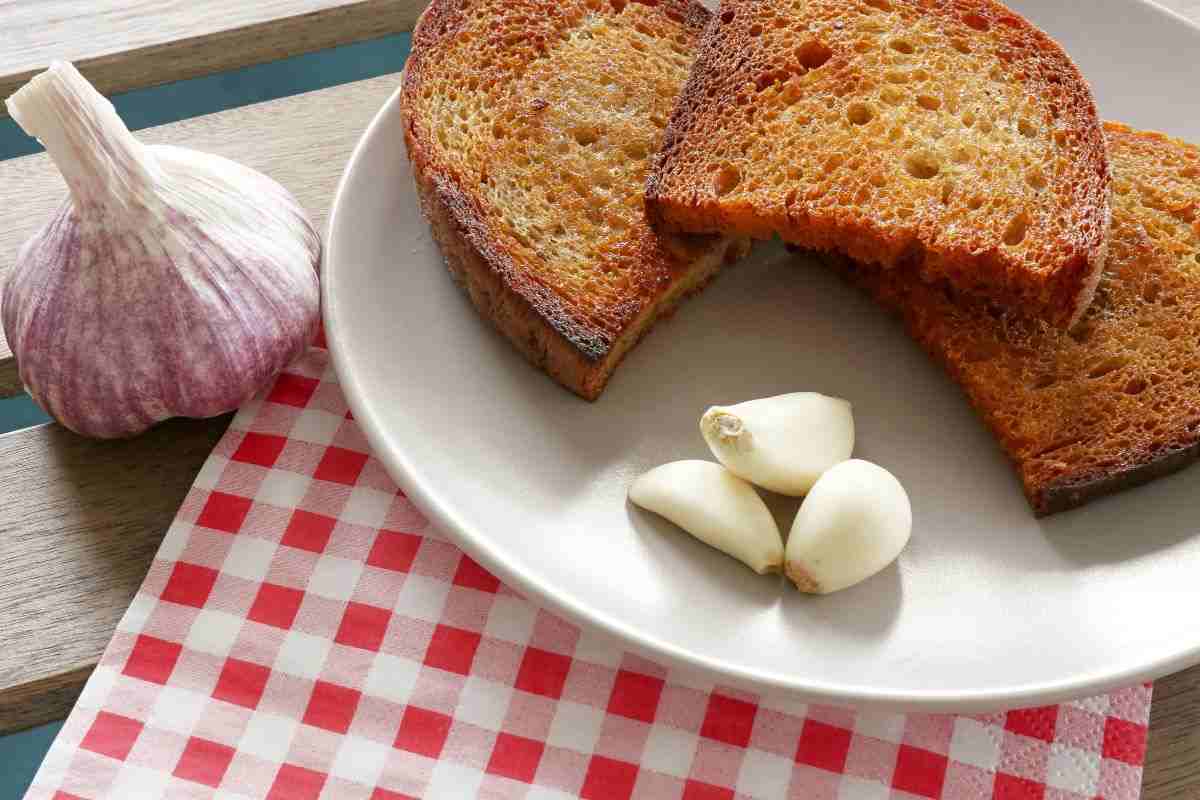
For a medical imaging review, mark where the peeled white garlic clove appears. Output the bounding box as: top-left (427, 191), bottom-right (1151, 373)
top-left (629, 460), bottom-right (783, 574)
top-left (3, 62), bottom-right (319, 438)
top-left (700, 392), bottom-right (854, 496)
top-left (785, 459), bottom-right (911, 594)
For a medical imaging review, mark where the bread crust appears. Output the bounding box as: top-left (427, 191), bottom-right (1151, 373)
top-left (401, 0), bottom-right (739, 399)
top-left (1036, 440), bottom-right (1200, 516)
top-left (646, 0), bottom-right (1111, 329)
top-left (408, 156), bottom-right (744, 399)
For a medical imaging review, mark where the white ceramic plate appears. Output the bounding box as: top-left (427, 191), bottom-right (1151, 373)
top-left (325, 0), bottom-right (1200, 711)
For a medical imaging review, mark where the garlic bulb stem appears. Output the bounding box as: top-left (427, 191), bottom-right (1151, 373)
top-left (6, 62), bottom-right (157, 213)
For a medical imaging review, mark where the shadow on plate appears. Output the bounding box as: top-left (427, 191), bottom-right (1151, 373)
top-left (1039, 466), bottom-right (1200, 566)
top-left (445, 235), bottom-right (1200, 573)
top-left (493, 245), bottom-right (939, 497)
top-left (626, 502), bottom-right (783, 612)
top-left (780, 563), bottom-right (903, 641)
top-left (627, 495), bottom-right (903, 642)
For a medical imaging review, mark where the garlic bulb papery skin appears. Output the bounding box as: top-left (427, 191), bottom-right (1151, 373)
top-left (700, 392), bottom-right (854, 496)
top-left (3, 62), bottom-right (320, 438)
top-left (629, 460), bottom-right (784, 574)
top-left (785, 459), bottom-right (912, 594)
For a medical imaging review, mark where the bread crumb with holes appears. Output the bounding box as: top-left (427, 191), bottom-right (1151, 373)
top-left (646, 0), bottom-right (1111, 329)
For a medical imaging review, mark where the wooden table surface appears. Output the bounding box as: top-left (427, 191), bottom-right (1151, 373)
top-left (1, 2), bottom-right (1198, 798)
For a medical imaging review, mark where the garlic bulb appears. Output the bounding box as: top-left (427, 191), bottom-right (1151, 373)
top-left (629, 460), bottom-right (784, 574)
top-left (785, 459), bottom-right (912, 594)
top-left (3, 62), bottom-right (320, 438)
top-left (701, 392), bottom-right (854, 496)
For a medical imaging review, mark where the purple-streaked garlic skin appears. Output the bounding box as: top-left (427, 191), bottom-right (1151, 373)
top-left (3, 63), bottom-right (320, 438)
top-left (3, 156), bottom-right (320, 438)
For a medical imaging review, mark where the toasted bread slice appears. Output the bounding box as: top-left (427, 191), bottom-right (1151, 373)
top-left (847, 123), bottom-right (1200, 515)
top-left (646, 0), bottom-right (1111, 328)
top-left (400, 0), bottom-right (747, 400)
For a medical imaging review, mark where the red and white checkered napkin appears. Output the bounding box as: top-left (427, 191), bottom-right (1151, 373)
top-left (27, 345), bottom-right (1152, 800)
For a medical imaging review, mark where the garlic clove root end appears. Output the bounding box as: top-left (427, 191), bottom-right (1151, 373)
top-left (785, 459), bottom-right (911, 594)
top-left (700, 392), bottom-right (854, 496)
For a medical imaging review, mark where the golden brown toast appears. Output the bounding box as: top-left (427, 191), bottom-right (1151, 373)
top-left (645, 0), bottom-right (1111, 329)
top-left (847, 123), bottom-right (1200, 515)
top-left (400, 0), bottom-right (747, 400)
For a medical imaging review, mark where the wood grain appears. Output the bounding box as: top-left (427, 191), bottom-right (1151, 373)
top-left (0, 0), bottom-right (426, 108)
top-left (0, 666), bottom-right (94, 736)
top-left (0, 73), bottom-right (402, 398)
top-left (1144, 665), bottom-right (1200, 800)
top-left (0, 416), bottom-right (230, 734)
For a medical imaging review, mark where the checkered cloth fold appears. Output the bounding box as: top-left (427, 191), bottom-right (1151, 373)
top-left (26, 346), bottom-right (1150, 799)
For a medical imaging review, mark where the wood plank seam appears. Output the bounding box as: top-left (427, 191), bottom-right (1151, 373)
top-left (0, 0), bottom-right (428, 111)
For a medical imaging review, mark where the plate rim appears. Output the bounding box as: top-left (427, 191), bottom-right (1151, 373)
top-left (322, 5), bottom-right (1200, 710)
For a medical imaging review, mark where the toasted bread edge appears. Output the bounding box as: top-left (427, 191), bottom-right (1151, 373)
top-left (1034, 441), bottom-right (1200, 516)
top-left (834, 121), bottom-right (1200, 516)
top-left (410, 152), bottom-right (745, 399)
top-left (842, 246), bottom-right (1200, 516)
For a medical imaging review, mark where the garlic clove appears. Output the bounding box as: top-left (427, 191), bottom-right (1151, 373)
top-left (629, 460), bottom-right (784, 574)
top-left (700, 392), bottom-right (854, 496)
top-left (785, 459), bottom-right (912, 594)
